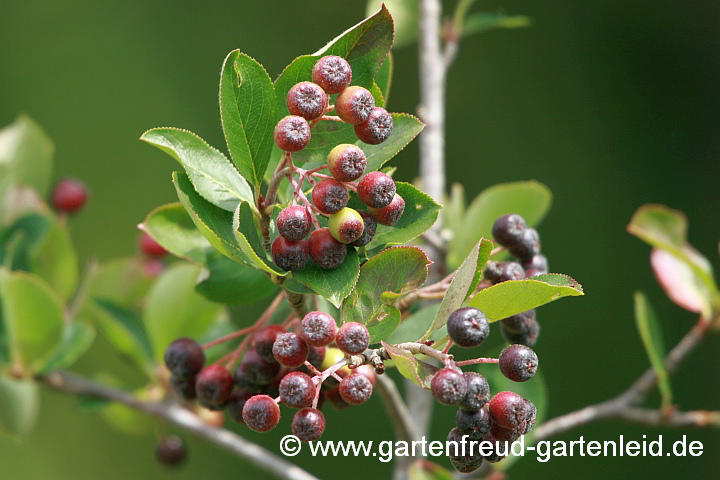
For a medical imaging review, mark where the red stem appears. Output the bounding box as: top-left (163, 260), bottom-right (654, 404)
top-left (455, 357), bottom-right (499, 366)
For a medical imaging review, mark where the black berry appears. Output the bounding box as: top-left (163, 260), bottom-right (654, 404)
top-left (308, 228), bottom-right (347, 269)
top-left (501, 309), bottom-right (536, 334)
top-left (491, 214), bottom-right (526, 247)
top-left (522, 399), bottom-right (537, 434)
top-left (237, 348), bottom-right (281, 386)
top-left (155, 436), bottom-right (187, 467)
top-left (299, 311), bottom-right (337, 347)
top-left (329, 207), bottom-right (364, 244)
top-left (349, 210), bottom-right (377, 247)
top-left (253, 325), bottom-right (287, 362)
top-left (447, 307), bottom-right (490, 348)
top-left (456, 406), bottom-right (492, 439)
top-left (164, 338), bottom-right (205, 380)
top-left (501, 318), bottom-right (540, 347)
top-left (287, 81), bottom-right (328, 120)
top-left (312, 55), bottom-right (352, 94)
top-left (357, 172), bottom-right (396, 209)
top-left (508, 227), bottom-right (540, 260)
top-left (271, 236), bottom-right (309, 271)
top-left (492, 261), bottom-right (525, 284)
top-left (339, 373), bottom-right (373, 405)
top-left (460, 372), bottom-right (490, 411)
top-left (499, 344), bottom-right (538, 382)
top-left (369, 193), bottom-right (404, 226)
top-left (354, 107), bottom-right (393, 145)
top-left (431, 368), bottom-right (468, 405)
top-left (335, 322), bottom-right (370, 355)
top-left (242, 394), bottom-right (281, 432)
top-left (488, 391), bottom-right (528, 430)
top-left (312, 178), bottom-right (349, 215)
top-left (335, 86), bottom-right (375, 124)
top-left (272, 332), bottom-right (309, 367)
top-left (170, 376), bottom-right (196, 401)
top-left (292, 408), bottom-right (326, 442)
top-left (276, 205), bottom-right (312, 242)
top-left (51, 178), bottom-right (88, 213)
top-left (274, 115), bottom-right (311, 152)
top-left (195, 365), bottom-right (234, 410)
top-left (327, 144), bottom-right (367, 182)
top-left (522, 254), bottom-right (549, 277)
top-left (279, 371), bottom-right (316, 408)
top-left (447, 427), bottom-right (484, 473)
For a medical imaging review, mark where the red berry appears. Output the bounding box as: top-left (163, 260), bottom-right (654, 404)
top-left (299, 311), bottom-right (337, 347)
top-left (292, 408), bottom-right (326, 441)
top-left (354, 107), bottom-right (393, 145)
top-left (327, 144), bottom-right (367, 182)
top-left (253, 325), bottom-right (287, 363)
top-left (324, 386), bottom-right (350, 410)
top-left (155, 436), bottom-right (186, 467)
top-left (195, 365), bottom-right (234, 410)
top-left (335, 322), bottom-right (370, 355)
top-left (139, 232), bottom-right (167, 257)
top-left (355, 364), bottom-right (377, 386)
top-left (287, 81), bottom-right (328, 120)
top-left (499, 344), bottom-right (538, 382)
top-left (228, 390), bottom-right (254, 424)
top-left (312, 55), bottom-right (352, 94)
top-left (274, 115), bottom-right (311, 152)
top-left (170, 376), bottom-right (196, 401)
top-left (312, 178), bottom-right (348, 215)
top-left (328, 207), bottom-right (364, 244)
top-left (335, 86), bottom-right (375, 124)
top-left (144, 258), bottom-right (166, 278)
top-left (236, 348), bottom-right (281, 386)
top-left (446, 307), bottom-right (490, 348)
top-left (164, 338), bottom-right (205, 380)
top-left (271, 236), bottom-right (309, 271)
top-left (339, 373), bottom-right (373, 405)
top-left (272, 332), bottom-right (309, 367)
top-left (490, 423), bottom-right (522, 443)
top-left (242, 394), bottom-right (281, 432)
top-left (308, 228), bottom-right (347, 270)
top-left (357, 172), bottom-right (396, 209)
top-left (369, 194), bottom-right (404, 226)
top-left (279, 371), bottom-right (316, 408)
top-left (276, 205), bottom-right (312, 242)
top-left (488, 391), bottom-right (528, 429)
top-left (431, 368), bottom-right (468, 405)
top-left (51, 178), bottom-right (88, 213)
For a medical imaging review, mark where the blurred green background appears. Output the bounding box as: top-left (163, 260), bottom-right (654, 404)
top-left (1, 0), bottom-right (719, 479)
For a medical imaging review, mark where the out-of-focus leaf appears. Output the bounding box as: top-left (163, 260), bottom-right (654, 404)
top-left (86, 257), bottom-right (153, 308)
top-left (366, 0), bottom-right (418, 49)
top-left (634, 291), bottom-right (671, 409)
top-left (0, 376), bottom-right (40, 438)
top-left (93, 299), bottom-right (154, 374)
top-left (375, 52), bottom-right (394, 105)
top-left (36, 321), bottom-right (95, 373)
top-left (650, 249), bottom-right (712, 316)
top-left (140, 203), bottom-right (210, 263)
top-left (461, 12), bottom-right (532, 37)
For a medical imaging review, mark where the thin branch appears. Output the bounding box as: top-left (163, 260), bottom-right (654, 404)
top-left (375, 374), bottom-right (420, 443)
top-left (40, 371), bottom-right (319, 480)
top-left (618, 408), bottom-right (720, 428)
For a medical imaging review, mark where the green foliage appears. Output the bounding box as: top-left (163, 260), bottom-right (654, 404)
top-left (292, 248), bottom-right (360, 308)
top-left (387, 304), bottom-right (441, 345)
top-left (468, 274), bottom-right (584, 321)
top-left (448, 180), bottom-right (552, 268)
top-left (0, 376), bottom-right (39, 438)
top-left (634, 291), bottom-right (671, 409)
top-left (461, 12), bottom-right (532, 37)
top-left (360, 114), bottom-right (425, 172)
top-left (92, 299), bottom-right (154, 375)
top-left (196, 251), bottom-right (277, 305)
top-left (375, 53), bottom-right (394, 104)
top-left (382, 341), bottom-right (438, 388)
top-left (141, 203), bottom-right (211, 263)
top-left (36, 321), bottom-right (96, 374)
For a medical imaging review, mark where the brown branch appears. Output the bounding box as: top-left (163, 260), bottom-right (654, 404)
top-left (617, 408), bottom-right (720, 428)
top-left (39, 371), bottom-right (319, 480)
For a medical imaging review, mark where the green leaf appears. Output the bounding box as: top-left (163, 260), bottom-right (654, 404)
top-left (85, 257), bottom-right (153, 308)
top-left (426, 238), bottom-right (493, 338)
top-left (634, 291), bottom-right (671, 409)
top-left (443, 183), bottom-right (465, 235)
top-left (233, 201), bottom-right (287, 276)
top-left (0, 115), bottom-right (55, 213)
top-left (387, 304), bottom-right (440, 344)
top-left (0, 376), bottom-right (39, 438)
top-left (36, 321), bottom-right (95, 373)
top-left (448, 180), bottom-right (552, 268)
top-left (360, 114), bottom-right (425, 172)
top-left (144, 263), bottom-right (224, 364)
top-left (628, 204), bottom-right (717, 298)
top-left (341, 247), bottom-right (431, 325)
top-left (141, 128), bottom-right (254, 212)
top-left (366, 305), bottom-right (401, 343)
top-left (219, 51), bottom-right (276, 186)
top-left (366, 0), bottom-right (418, 49)
top-left (468, 274), bottom-right (584, 321)
top-left (196, 251), bottom-right (277, 305)
top-left (381, 341), bottom-right (438, 388)
top-left (462, 12), bottom-right (532, 37)
top-left (292, 248), bottom-right (360, 308)
top-left (93, 299), bottom-right (154, 374)
top-left (375, 52), bottom-right (393, 105)
top-left (0, 269), bottom-right (64, 369)
top-left (140, 203), bottom-right (211, 263)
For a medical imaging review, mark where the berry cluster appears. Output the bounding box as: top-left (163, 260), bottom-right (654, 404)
top-left (164, 311), bottom-right (373, 443)
top-left (269, 55), bottom-right (405, 272)
top-left (433, 306), bottom-right (539, 472)
top-left (484, 213), bottom-right (550, 347)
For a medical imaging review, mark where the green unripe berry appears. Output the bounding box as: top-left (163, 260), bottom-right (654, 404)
top-left (327, 144), bottom-right (367, 182)
top-left (328, 207), bottom-right (364, 244)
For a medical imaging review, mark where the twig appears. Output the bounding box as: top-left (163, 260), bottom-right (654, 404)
top-left (39, 371), bottom-right (319, 480)
top-left (617, 408), bottom-right (720, 428)
top-left (375, 374), bottom-right (420, 444)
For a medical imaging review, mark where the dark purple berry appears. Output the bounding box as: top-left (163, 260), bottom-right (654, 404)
top-left (307, 345), bottom-right (326, 369)
top-left (447, 307), bottom-right (489, 348)
top-left (292, 408), bottom-right (326, 441)
top-left (335, 322), bottom-right (370, 355)
top-left (368, 194), bottom-right (404, 226)
top-left (501, 318), bottom-right (540, 347)
top-left (308, 228), bottom-right (347, 269)
top-left (312, 55), bottom-right (352, 94)
top-left (339, 373), bottom-right (373, 405)
top-left (274, 115), bottom-right (311, 152)
top-left (164, 338), bottom-right (205, 380)
top-left (431, 368), bottom-right (468, 405)
top-left (328, 207), bottom-right (364, 244)
top-left (336, 86), bottom-right (375, 124)
top-left (494, 261), bottom-right (525, 283)
top-left (279, 371), bottom-right (316, 408)
top-left (499, 344), bottom-right (538, 382)
top-left (481, 431), bottom-right (507, 463)
top-left (299, 311), bottom-right (337, 347)
top-left (271, 236), bottom-right (309, 271)
top-left (327, 144), bottom-right (367, 182)
top-left (155, 436), bottom-right (186, 467)
top-left (522, 254), bottom-right (549, 277)
top-left (508, 227), bottom-right (540, 260)
top-left (447, 427), bottom-right (484, 470)
top-left (276, 205), bottom-right (312, 242)
top-left (349, 210), bottom-right (377, 247)
top-left (490, 423), bottom-right (522, 443)
top-left (492, 214), bottom-right (526, 247)
top-left (522, 399), bottom-right (537, 434)
top-left (355, 107), bottom-right (393, 145)
top-left (195, 365), bottom-right (234, 410)
top-left (253, 325), bottom-right (287, 363)
top-left (456, 406), bottom-right (492, 439)
top-left (272, 332), bottom-right (309, 367)
top-left (482, 260), bottom-right (502, 283)
top-left (488, 391), bottom-right (528, 429)
top-left (312, 178), bottom-right (349, 215)
top-left (325, 385), bottom-right (350, 410)
top-left (170, 376), bottom-right (196, 400)
top-left (237, 348), bottom-right (281, 386)
top-left (287, 81), bottom-right (328, 120)
top-left (139, 232), bottom-right (168, 257)
top-left (228, 390), bottom-right (254, 424)
top-left (460, 372), bottom-right (490, 411)
top-left (357, 171), bottom-right (396, 209)
top-left (51, 178), bottom-right (88, 213)
top-left (501, 309), bottom-right (536, 334)
top-left (242, 394), bottom-right (281, 432)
